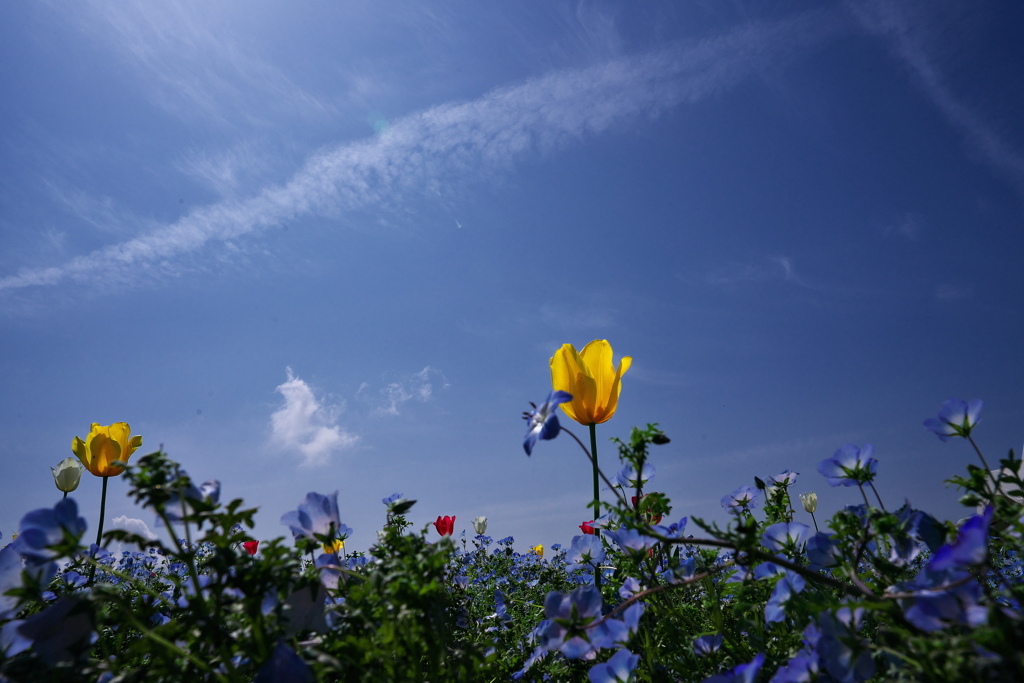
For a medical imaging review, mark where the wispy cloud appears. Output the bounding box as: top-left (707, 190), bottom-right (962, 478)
top-left (270, 368), bottom-right (357, 467)
top-left (934, 283), bottom-right (972, 302)
top-left (71, 1), bottom-right (335, 127)
top-left (373, 366), bottom-right (448, 416)
top-left (703, 255), bottom-right (812, 289)
top-left (848, 0), bottom-right (1024, 193)
top-left (1, 10), bottom-right (839, 294)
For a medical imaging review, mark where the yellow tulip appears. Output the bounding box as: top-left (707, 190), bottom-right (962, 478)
top-left (72, 422), bottom-right (143, 477)
top-left (550, 340), bottom-right (632, 425)
top-left (532, 544), bottom-right (544, 558)
top-left (323, 538), bottom-right (345, 554)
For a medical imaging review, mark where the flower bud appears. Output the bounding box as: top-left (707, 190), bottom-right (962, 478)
top-left (472, 516), bottom-right (488, 535)
top-left (799, 492), bottom-right (818, 514)
top-left (51, 457), bottom-right (85, 493)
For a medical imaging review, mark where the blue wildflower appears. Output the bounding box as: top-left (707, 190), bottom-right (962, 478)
top-left (815, 607), bottom-right (875, 683)
top-left (924, 398), bottom-right (982, 441)
top-left (253, 640), bottom-right (314, 683)
top-left (588, 648), bottom-right (640, 683)
top-left (703, 652), bottom-right (765, 683)
top-left (565, 534), bottom-right (606, 573)
top-left (381, 492), bottom-right (405, 505)
top-left (693, 634), bottom-right (723, 657)
top-left (721, 486), bottom-right (759, 513)
top-left (895, 568), bottom-right (987, 631)
top-left (280, 491), bottom-right (352, 548)
top-left (817, 444), bottom-right (877, 487)
top-left (163, 476), bottom-right (221, 524)
top-left (15, 596), bottom-right (95, 664)
top-left (768, 469), bottom-right (798, 487)
top-left (761, 522), bottom-right (811, 554)
top-left (523, 390), bottom-right (573, 455)
top-left (13, 499), bottom-right (87, 564)
top-left (615, 462), bottom-right (656, 489)
top-left (929, 505), bottom-right (991, 571)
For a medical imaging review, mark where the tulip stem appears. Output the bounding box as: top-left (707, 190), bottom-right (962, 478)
top-left (589, 423), bottom-right (600, 519)
top-left (589, 422), bottom-right (601, 590)
top-left (62, 491), bottom-right (68, 500)
top-left (96, 476), bottom-right (109, 547)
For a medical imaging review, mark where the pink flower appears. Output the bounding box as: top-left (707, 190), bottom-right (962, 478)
top-left (243, 540), bottom-right (259, 556)
top-left (580, 520), bottom-right (596, 535)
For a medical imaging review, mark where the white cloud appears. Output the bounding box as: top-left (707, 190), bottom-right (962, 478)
top-left (703, 255), bottom-right (811, 289)
top-left (934, 283), bottom-right (972, 302)
top-left (848, 0), bottom-right (1024, 194)
top-left (107, 515), bottom-right (159, 555)
top-left (376, 366), bottom-right (448, 416)
top-left (111, 515), bottom-right (158, 540)
top-left (270, 368), bottom-right (358, 467)
top-left (71, 1), bottom-right (334, 127)
top-left (0, 9), bottom-right (839, 293)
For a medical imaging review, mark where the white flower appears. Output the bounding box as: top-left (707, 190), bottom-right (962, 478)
top-left (799, 492), bottom-right (817, 514)
top-left (51, 457), bottom-right (85, 493)
top-left (472, 516), bottom-right (488, 535)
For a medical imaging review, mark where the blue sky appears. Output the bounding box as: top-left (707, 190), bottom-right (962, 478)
top-left (2, 0), bottom-right (1023, 552)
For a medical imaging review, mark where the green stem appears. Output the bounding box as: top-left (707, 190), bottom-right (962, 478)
top-left (589, 422), bottom-right (600, 589)
top-left (95, 476), bottom-right (109, 547)
top-left (589, 423), bottom-right (600, 515)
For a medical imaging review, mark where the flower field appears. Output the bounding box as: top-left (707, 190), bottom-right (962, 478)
top-left (2, 342), bottom-right (1023, 682)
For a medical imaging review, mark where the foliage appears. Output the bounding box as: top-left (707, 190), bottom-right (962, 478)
top-left (2, 401), bottom-right (1024, 682)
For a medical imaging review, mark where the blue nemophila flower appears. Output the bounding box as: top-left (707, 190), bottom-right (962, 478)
top-left (929, 505), bottom-right (991, 571)
top-left (765, 574), bottom-right (807, 624)
top-left (615, 462), bottom-right (656, 489)
top-left (817, 444), bottom-right (878, 487)
top-left (0, 546), bottom-right (23, 621)
top-left (703, 652), bottom-right (765, 683)
top-left (815, 607), bottom-right (875, 683)
top-left (162, 476), bottom-right (221, 524)
top-left (381, 492), bottom-right (404, 505)
top-left (14, 498), bottom-right (87, 564)
top-left (768, 469), bottom-right (798, 487)
top-left (770, 650), bottom-right (819, 683)
top-left (523, 390), bottom-right (573, 455)
top-left (566, 534), bottom-right (606, 573)
top-left (894, 568), bottom-right (987, 631)
top-left (924, 398), bottom-right (982, 441)
top-left (721, 486), bottom-right (759, 513)
top-left (16, 596), bottom-right (95, 665)
top-left (281, 491), bottom-right (352, 550)
top-left (762, 521), bottom-right (811, 554)
top-left (693, 634), bottom-right (723, 657)
top-left (538, 586), bottom-right (643, 660)
top-left (253, 639), bottom-right (314, 683)
top-left (605, 528), bottom-right (658, 555)
top-left (588, 648), bottom-right (640, 683)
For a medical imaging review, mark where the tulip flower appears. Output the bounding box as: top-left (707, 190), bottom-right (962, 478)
top-left (51, 457), bottom-right (85, 497)
top-left (800, 491), bottom-right (819, 532)
top-left (549, 340), bottom-right (631, 426)
top-left (433, 515), bottom-right (455, 537)
top-left (72, 422), bottom-right (143, 478)
top-left (532, 544), bottom-right (544, 558)
top-left (472, 516), bottom-right (488, 535)
top-left (72, 422), bottom-right (142, 547)
top-left (579, 520), bottom-right (596, 535)
top-left (549, 341), bottom-right (631, 571)
top-left (243, 540), bottom-right (259, 556)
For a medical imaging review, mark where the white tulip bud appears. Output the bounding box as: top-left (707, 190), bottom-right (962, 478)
top-left (799, 492), bottom-right (817, 514)
top-left (472, 516), bottom-right (488, 535)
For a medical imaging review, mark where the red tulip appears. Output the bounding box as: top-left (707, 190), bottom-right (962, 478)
top-left (434, 515), bottom-right (455, 537)
top-left (243, 540), bottom-right (259, 556)
top-left (580, 520), bottom-right (596, 535)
